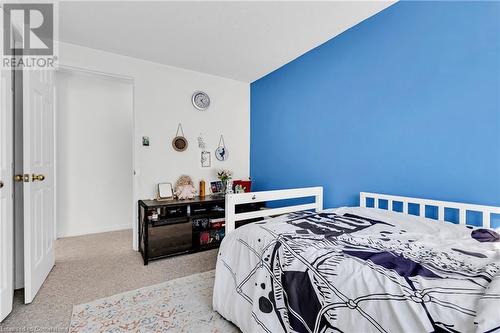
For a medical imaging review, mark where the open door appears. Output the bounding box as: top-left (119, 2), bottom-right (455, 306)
top-left (23, 69), bottom-right (55, 304)
top-left (0, 69), bottom-right (14, 321)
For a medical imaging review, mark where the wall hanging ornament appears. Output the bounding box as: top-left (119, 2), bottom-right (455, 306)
top-left (172, 123), bottom-right (188, 152)
top-left (197, 134), bottom-right (206, 150)
top-left (215, 134), bottom-right (228, 161)
top-left (201, 151), bottom-right (211, 167)
top-left (198, 134), bottom-right (211, 167)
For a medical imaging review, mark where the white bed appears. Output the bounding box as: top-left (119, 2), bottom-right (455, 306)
top-left (213, 187), bottom-right (500, 333)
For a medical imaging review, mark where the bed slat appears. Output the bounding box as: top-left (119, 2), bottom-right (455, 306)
top-left (438, 206), bottom-right (445, 221)
top-left (459, 209), bottom-right (466, 225)
top-left (419, 204), bottom-right (425, 218)
top-left (483, 212), bottom-right (491, 228)
top-left (235, 203), bottom-right (317, 222)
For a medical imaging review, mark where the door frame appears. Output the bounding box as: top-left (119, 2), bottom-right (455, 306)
top-left (54, 65), bottom-right (138, 250)
top-left (0, 66), bottom-right (14, 323)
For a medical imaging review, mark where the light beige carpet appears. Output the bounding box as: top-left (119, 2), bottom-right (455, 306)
top-left (0, 229), bottom-right (218, 332)
top-left (69, 270), bottom-right (239, 333)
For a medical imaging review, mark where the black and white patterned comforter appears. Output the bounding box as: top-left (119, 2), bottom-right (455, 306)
top-left (213, 207), bottom-right (500, 333)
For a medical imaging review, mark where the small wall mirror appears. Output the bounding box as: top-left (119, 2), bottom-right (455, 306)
top-left (157, 183), bottom-right (173, 201)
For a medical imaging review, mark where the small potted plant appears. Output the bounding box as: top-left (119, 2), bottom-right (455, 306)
top-left (217, 170), bottom-right (233, 194)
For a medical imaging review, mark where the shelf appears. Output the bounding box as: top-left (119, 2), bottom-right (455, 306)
top-left (197, 242), bottom-right (221, 251)
top-left (140, 195), bottom-right (225, 208)
top-left (139, 198), bottom-right (264, 265)
top-left (191, 211), bottom-right (224, 218)
top-left (149, 217), bottom-right (189, 227)
top-left (192, 228), bottom-right (224, 234)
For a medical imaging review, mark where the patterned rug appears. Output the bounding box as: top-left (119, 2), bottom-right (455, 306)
top-left (69, 270), bottom-right (239, 333)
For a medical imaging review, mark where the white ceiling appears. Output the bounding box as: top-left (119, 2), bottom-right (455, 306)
top-left (59, 1), bottom-right (395, 82)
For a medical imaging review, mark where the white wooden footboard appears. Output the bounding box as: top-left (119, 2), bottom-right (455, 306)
top-left (225, 187), bottom-right (323, 233)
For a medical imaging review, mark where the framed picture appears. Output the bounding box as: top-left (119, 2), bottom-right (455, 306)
top-left (210, 181), bottom-right (222, 194)
top-left (201, 151), bottom-right (211, 167)
top-left (233, 180), bottom-right (252, 193)
top-left (157, 182), bottom-right (173, 201)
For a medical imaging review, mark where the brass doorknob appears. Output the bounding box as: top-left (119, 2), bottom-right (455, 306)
top-left (14, 174), bottom-right (26, 182)
top-left (0, 181), bottom-right (3, 189)
top-left (32, 174), bottom-right (45, 182)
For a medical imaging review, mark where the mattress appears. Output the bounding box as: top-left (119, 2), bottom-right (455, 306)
top-left (213, 207), bottom-right (500, 333)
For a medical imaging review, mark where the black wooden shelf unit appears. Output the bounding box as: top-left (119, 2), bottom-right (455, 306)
top-left (138, 195), bottom-right (263, 265)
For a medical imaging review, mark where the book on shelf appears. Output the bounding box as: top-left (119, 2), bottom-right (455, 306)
top-left (209, 217), bottom-right (225, 229)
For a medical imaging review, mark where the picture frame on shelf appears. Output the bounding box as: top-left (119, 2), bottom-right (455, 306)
top-left (210, 181), bottom-right (222, 194)
top-left (157, 182), bottom-right (174, 201)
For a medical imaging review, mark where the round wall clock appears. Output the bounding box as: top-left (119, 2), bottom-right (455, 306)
top-left (192, 91), bottom-right (210, 110)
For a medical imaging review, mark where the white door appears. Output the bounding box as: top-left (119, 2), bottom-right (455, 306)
top-left (23, 70), bottom-right (55, 304)
top-left (0, 70), bottom-right (13, 321)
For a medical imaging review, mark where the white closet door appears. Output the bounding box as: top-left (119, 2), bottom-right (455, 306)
top-left (0, 69), bottom-right (13, 321)
top-left (23, 70), bottom-right (55, 304)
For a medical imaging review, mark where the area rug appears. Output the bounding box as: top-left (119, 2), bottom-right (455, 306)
top-left (69, 270), bottom-right (239, 333)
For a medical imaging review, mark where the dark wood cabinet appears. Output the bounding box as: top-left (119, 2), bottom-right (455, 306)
top-left (138, 195), bottom-right (263, 265)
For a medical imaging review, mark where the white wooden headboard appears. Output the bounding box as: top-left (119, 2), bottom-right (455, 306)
top-left (225, 187), bottom-right (323, 233)
top-left (360, 192), bottom-right (500, 228)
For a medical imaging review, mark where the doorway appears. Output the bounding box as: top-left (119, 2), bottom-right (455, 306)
top-left (12, 68), bottom-right (135, 301)
top-left (55, 69), bottom-right (134, 237)
top-left (5, 66), bottom-right (135, 320)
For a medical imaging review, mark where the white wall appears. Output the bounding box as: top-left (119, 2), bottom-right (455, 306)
top-left (58, 43), bottom-right (250, 243)
top-left (56, 70), bottom-right (133, 237)
top-left (59, 42), bottom-right (250, 198)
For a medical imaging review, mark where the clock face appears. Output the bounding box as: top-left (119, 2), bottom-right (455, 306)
top-left (192, 91), bottom-right (210, 110)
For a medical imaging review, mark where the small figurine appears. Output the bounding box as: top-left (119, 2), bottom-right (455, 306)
top-left (234, 184), bottom-right (245, 194)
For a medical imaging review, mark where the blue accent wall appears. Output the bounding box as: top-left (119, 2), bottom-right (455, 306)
top-left (250, 2), bottom-right (500, 217)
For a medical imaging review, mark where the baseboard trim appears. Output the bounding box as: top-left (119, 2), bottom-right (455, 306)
top-left (57, 224), bottom-right (132, 239)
